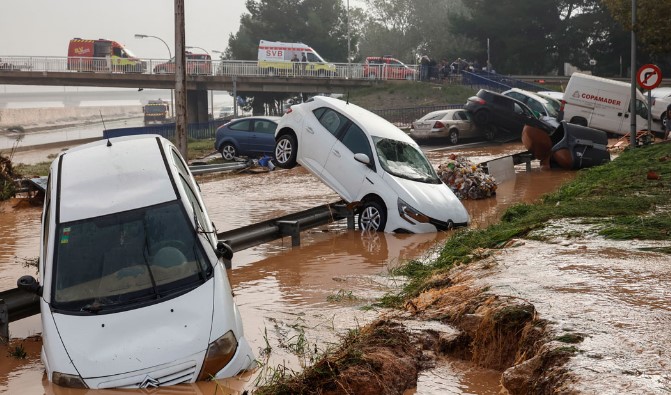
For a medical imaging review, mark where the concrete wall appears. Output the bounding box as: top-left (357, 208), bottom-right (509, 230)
top-left (0, 106), bottom-right (143, 129)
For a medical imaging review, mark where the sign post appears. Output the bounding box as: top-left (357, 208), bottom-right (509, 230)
top-left (636, 64), bottom-right (663, 136)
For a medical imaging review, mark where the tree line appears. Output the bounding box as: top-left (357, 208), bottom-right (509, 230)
top-left (224, 0), bottom-right (671, 112)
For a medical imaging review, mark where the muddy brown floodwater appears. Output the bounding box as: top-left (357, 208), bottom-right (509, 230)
top-left (0, 141), bottom-right (579, 394)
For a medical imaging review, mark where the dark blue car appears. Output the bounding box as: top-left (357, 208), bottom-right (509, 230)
top-left (214, 116), bottom-right (281, 160)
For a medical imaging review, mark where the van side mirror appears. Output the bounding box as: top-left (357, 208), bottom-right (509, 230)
top-left (17, 275), bottom-right (42, 296)
top-left (354, 153), bottom-right (370, 165)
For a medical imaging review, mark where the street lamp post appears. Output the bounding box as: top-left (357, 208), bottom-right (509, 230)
top-left (135, 34), bottom-right (174, 118)
top-left (212, 49), bottom-right (235, 117)
top-left (346, 0), bottom-right (351, 78)
top-left (186, 46), bottom-right (213, 118)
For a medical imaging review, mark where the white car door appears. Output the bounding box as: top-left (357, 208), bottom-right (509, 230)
top-left (322, 122), bottom-right (373, 202)
top-left (300, 107), bottom-right (344, 174)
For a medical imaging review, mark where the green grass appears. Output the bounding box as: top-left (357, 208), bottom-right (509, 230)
top-left (348, 81), bottom-right (477, 109)
top-left (383, 143), bottom-right (671, 305)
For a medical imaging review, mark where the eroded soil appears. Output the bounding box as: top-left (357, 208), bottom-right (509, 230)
top-left (269, 218), bottom-right (671, 394)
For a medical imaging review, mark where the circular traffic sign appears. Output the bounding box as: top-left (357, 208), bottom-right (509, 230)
top-left (636, 64), bottom-right (662, 90)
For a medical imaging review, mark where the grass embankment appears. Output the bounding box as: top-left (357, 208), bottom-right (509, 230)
top-left (255, 142), bottom-right (671, 394)
top-left (388, 142), bottom-right (671, 306)
top-left (347, 81), bottom-right (476, 109)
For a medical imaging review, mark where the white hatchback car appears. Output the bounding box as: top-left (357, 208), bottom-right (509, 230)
top-left (17, 135), bottom-right (254, 389)
top-left (273, 96), bottom-right (470, 233)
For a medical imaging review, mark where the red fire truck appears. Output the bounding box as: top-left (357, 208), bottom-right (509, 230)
top-left (67, 38), bottom-right (146, 73)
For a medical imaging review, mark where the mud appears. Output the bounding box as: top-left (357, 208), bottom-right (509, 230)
top-left (0, 140), bottom-right (607, 394)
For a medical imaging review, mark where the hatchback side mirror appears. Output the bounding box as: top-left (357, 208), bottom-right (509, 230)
top-left (17, 275), bottom-right (42, 296)
top-left (354, 153), bottom-right (370, 165)
top-left (216, 241), bottom-right (234, 261)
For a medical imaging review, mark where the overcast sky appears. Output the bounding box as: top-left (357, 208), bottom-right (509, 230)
top-left (0, 1), bottom-right (248, 59)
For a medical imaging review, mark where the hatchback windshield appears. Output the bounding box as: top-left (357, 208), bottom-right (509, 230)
top-left (373, 137), bottom-right (441, 183)
top-left (52, 201), bottom-right (212, 312)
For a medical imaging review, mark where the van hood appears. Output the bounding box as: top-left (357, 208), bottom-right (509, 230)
top-left (387, 175), bottom-right (469, 227)
top-left (52, 281), bottom-right (214, 379)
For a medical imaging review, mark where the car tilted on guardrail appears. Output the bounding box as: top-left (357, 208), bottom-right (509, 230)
top-left (18, 135), bottom-right (254, 389)
top-left (273, 96), bottom-right (469, 233)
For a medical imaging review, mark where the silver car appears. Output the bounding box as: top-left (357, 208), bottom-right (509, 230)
top-left (410, 109), bottom-right (485, 144)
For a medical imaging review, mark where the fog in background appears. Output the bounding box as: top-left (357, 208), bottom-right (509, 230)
top-left (0, 0), bottom-right (247, 59)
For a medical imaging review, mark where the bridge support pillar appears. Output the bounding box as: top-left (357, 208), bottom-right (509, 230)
top-left (187, 88), bottom-right (209, 124)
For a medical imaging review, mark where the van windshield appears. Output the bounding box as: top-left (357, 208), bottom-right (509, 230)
top-left (373, 137), bottom-right (441, 184)
top-left (635, 99), bottom-right (649, 120)
top-left (52, 201), bottom-right (212, 313)
top-left (308, 51), bottom-right (327, 63)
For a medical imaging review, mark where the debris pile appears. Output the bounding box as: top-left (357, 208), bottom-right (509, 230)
top-left (437, 154), bottom-right (497, 200)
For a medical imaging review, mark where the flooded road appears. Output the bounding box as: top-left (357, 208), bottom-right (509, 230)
top-left (0, 140), bottom-right (579, 394)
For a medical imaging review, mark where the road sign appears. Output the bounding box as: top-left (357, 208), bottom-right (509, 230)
top-left (636, 64), bottom-right (662, 90)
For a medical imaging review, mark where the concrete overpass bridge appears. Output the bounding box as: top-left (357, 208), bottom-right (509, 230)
top-left (0, 56), bottom-right (384, 122)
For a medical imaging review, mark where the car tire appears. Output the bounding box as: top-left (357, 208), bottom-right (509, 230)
top-left (474, 110), bottom-right (490, 125)
top-left (274, 133), bottom-right (297, 169)
top-left (448, 129), bottom-right (459, 145)
top-left (358, 200), bottom-right (387, 232)
top-left (219, 144), bottom-right (237, 161)
top-left (570, 117), bottom-right (588, 127)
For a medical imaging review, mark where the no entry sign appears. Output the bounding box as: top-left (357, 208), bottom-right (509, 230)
top-left (637, 64), bottom-right (662, 90)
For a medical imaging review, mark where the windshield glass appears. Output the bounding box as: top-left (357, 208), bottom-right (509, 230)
top-left (123, 47), bottom-right (138, 58)
top-left (373, 137), bottom-right (441, 183)
top-left (52, 201), bottom-right (212, 312)
top-left (145, 104), bottom-right (167, 113)
top-left (538, 96), bottom-right (561, 117)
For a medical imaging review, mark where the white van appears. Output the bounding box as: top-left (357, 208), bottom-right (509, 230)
top-left (258, 40), bottom-right (336, 76)
top-left (17, 135), bottom-right (254, 389)
top-left (561, 72), bottom-right (652, 135)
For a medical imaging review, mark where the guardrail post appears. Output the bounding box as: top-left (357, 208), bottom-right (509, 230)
top-left (277, 220), bottom-right (300, 247)
top-left (0, 299), bottom-right (8, 343)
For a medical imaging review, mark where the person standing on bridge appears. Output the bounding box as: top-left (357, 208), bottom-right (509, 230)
top-left (291, 53), bottom-right (299, 76)
top-left (301, 52), bottom-right (307, 75)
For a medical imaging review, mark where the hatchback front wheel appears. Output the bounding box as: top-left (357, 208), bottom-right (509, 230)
top-left (358, 201), bottom-right (387, 232)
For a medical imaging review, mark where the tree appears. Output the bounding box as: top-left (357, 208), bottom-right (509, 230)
top-left (357, 0), bottom-right (477, 65)
top-left (225, 0), bottom-right (355, 114)
top-left (601, 0), bottom-right (671, 56)
top-left (449, 0), bottom-right (561, 74)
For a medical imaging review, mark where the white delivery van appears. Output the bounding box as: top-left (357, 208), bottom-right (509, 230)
top-left (561, 72), bottom-right (652, 136)
top-left (258, 40), bottom-right (336, 76)
top-left (17, 135), bottom-right (254, 389)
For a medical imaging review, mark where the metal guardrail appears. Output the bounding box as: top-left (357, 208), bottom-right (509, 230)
top-left (0, 200), bottom-right (355, 341)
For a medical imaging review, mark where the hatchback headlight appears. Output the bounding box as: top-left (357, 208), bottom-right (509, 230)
top-left (197, 330), bottom-right (238, 381)
top-left (397, 198), bottom-right (430, 224)
top-left (52, 372), bottom-right (88, 388)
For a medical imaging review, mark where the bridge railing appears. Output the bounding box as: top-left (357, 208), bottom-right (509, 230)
top-left (0, 56), bottom-right (420, 81)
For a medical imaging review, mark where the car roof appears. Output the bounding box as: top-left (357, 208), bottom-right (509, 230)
top-left (418, 109), bottom-right (457, 120)
top-left (57, 135), bottom-right (177, 222)
top-left (651, 87), bottom-right (671, 97)
top-left (503, 88), bottom-right (551, 103)
top-left (224, 115), bottom-right (281, 125)
top-left (309, 96), bottom-right (416, 143)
